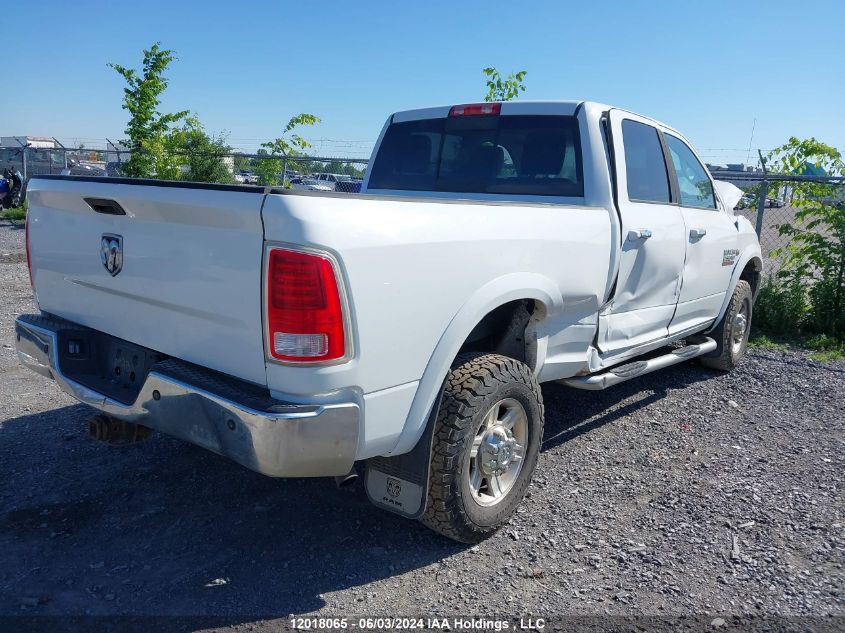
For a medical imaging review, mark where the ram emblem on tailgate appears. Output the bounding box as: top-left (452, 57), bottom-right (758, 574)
top-left (100, 234), bottom-right (123, 276)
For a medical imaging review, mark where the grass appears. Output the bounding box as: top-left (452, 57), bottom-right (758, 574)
top-left (748, 333), bottom-right (791, 353)
top-left (805, 334), bottom-right (845, 362)
top-left (808, 349), bottom-right (845, 362)
top-left (748, 331), bottom-right (845, 362)
top-left (1, 203), bottom-right (27, 222)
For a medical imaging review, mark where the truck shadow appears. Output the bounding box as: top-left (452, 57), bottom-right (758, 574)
top-left (0, 218), bottom-right (24, 230)
top-left (0, 362), bottom-right (719, 619)
top-left (540, 360), bottom-right (719, 452)
top-left (0, 404), bottom-right (461, 618)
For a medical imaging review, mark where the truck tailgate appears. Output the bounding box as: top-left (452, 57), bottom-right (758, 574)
top-left (26, 177), bottom-right (268, 386)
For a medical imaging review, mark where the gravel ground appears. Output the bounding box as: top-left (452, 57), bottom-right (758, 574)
top-left (0, 217), bottom-right (26, 264)
top-left (0, 221), bottom-right (843, 630)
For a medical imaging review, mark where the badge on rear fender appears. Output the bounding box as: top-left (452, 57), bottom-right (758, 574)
top-left (722, 249), bottom-right (739, 267)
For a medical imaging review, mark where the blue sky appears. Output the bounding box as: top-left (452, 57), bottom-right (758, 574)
top-left (5, 0), bottom-right (844, 164)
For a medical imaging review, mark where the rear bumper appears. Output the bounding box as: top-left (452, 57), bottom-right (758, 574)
top-left (14, 314), bottom-right (359, 477)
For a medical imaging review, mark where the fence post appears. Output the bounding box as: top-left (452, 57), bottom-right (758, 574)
top-left (53, 138), bottom-right (68, 172)
top-left (754, 180), bottom-right (769, 238)
top-left (21, 146), bottom-right (28, 182)
top-left (754, 149), bottom-right (768, 238)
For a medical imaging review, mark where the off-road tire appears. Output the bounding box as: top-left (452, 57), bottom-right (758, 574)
top-left (420, 353), bottom-right (544, 543)
top-left (701, 280), bottom-right (753, 371)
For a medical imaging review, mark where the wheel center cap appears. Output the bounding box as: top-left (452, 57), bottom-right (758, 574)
top-left (734, 313), bottom-right (747, 337)
top-left (478, 428), bottom-right (516, 475)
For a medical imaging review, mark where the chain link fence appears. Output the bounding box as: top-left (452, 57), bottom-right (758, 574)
top-left (712, 171), bottom-right (845, 276)
top-left (0, 144), bottom-right (370, 193)
top-left (4, 144), bottom-right (843, 280)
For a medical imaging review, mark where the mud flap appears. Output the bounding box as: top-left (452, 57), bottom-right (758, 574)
top-left (364, 382), bottom-right (444, 520)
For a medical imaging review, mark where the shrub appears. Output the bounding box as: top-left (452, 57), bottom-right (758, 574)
top-left (762, 138), bottom-right (845, 342)
top-left (753, 276), bottom-right (809, 336)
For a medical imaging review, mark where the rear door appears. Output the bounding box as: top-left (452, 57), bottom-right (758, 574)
top-left (27, 177), bottom-right (269, 385)
top-left (597, 111), bottom-right (687, 353)
top-left (663, 133), bottom-right (737, 334)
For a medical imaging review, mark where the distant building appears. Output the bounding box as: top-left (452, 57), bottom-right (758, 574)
top-left (0, 135), bottom-right (58, 149)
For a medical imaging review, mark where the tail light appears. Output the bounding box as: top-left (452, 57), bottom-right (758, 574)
top-left (25, 212), bottom-right (33, 288)
top-left (266, 247), bottom-right (347, 363)
top-left (449, 103), bottom-right (501, 117)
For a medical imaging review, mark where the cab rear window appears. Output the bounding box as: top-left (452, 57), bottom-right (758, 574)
top-left (368, 115), bottom-right (583, 197)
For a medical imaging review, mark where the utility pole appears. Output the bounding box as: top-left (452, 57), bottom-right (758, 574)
top-left (745, 118), bottom-right (756, 166)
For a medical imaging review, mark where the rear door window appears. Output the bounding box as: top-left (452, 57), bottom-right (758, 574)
top-left (621, 119), bottom-right (671, 204)
top-left (368, 115), bottom-right (583, 197)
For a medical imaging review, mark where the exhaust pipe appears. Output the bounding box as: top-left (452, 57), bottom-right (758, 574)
top-left (334, 467), bottom-right (359, 488)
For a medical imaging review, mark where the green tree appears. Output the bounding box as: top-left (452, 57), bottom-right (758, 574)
top-left (305, 160), bottom-right (327, 175)
top-left (109, 43), bottom-right (189, 178)
top-left (233, 154), bottom-right (253, 172)
top-left (326, 161), bottom-right (365, 178)
top-left (255, 113), bottom-right (321, 186)
top-left (759, 138), bottom-right (845, 339)
top-left (482, 67), bottom-right (527, 102)
top-left (164, 116), bottom-right (234, 184)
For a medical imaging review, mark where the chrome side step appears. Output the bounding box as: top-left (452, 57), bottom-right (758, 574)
top-left (561, 338), bottom-right (718, 391)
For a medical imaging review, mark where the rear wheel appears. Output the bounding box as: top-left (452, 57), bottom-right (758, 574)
top-left (421, 353), bottom-right (543, 543)
top-left (701, 280), bottom-right (753, 371)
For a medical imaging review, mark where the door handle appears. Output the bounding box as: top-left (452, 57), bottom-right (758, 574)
top-left (689, 228), bottom-right (707, 239)
top-left (627, 228), bottom-right (652, 242)
top-left (83, 197), bottom-right (127, 216)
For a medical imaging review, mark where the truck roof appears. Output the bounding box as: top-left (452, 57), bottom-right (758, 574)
top-left (392, 100), bottom-right (585, 123)
top-left (389, 100), bottom-right (678, 136)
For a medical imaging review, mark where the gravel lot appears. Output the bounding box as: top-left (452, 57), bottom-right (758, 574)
top-left (0, 220), bottom-right (843, 629)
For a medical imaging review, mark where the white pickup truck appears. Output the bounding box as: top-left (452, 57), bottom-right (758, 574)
top-left (16, 101), bottom-right (761, 542)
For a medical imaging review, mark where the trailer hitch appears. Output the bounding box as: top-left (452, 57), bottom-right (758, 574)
top-left (88, 414), bottom-right (152, 446)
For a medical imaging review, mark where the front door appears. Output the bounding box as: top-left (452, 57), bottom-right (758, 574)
top-left (663, 133), bottom-right (738, 334)
top-left (597, 111), bottom-right (687, 353)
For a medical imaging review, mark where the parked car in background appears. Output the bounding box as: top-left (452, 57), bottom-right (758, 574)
top-left (290, 177), bottom-right (333, 191)
top-left (736, 193), bottom-right (756, 209)
top-left (313, 172), bottom-right (352, 191)
top-left (335, 178), bottom-right (363, 194)
top-left (1, 148), bottom-right (108, 179)
top-left (106, 162), bottom-right (124, 177)
top-left (16, 100), bottom-right (762, 543)
top-left (66, 160), bottom-right (107, 177)
top-left (766, 197), bottom-right (785, 208)
top-left (238, 170), bottom-right (259, 184)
